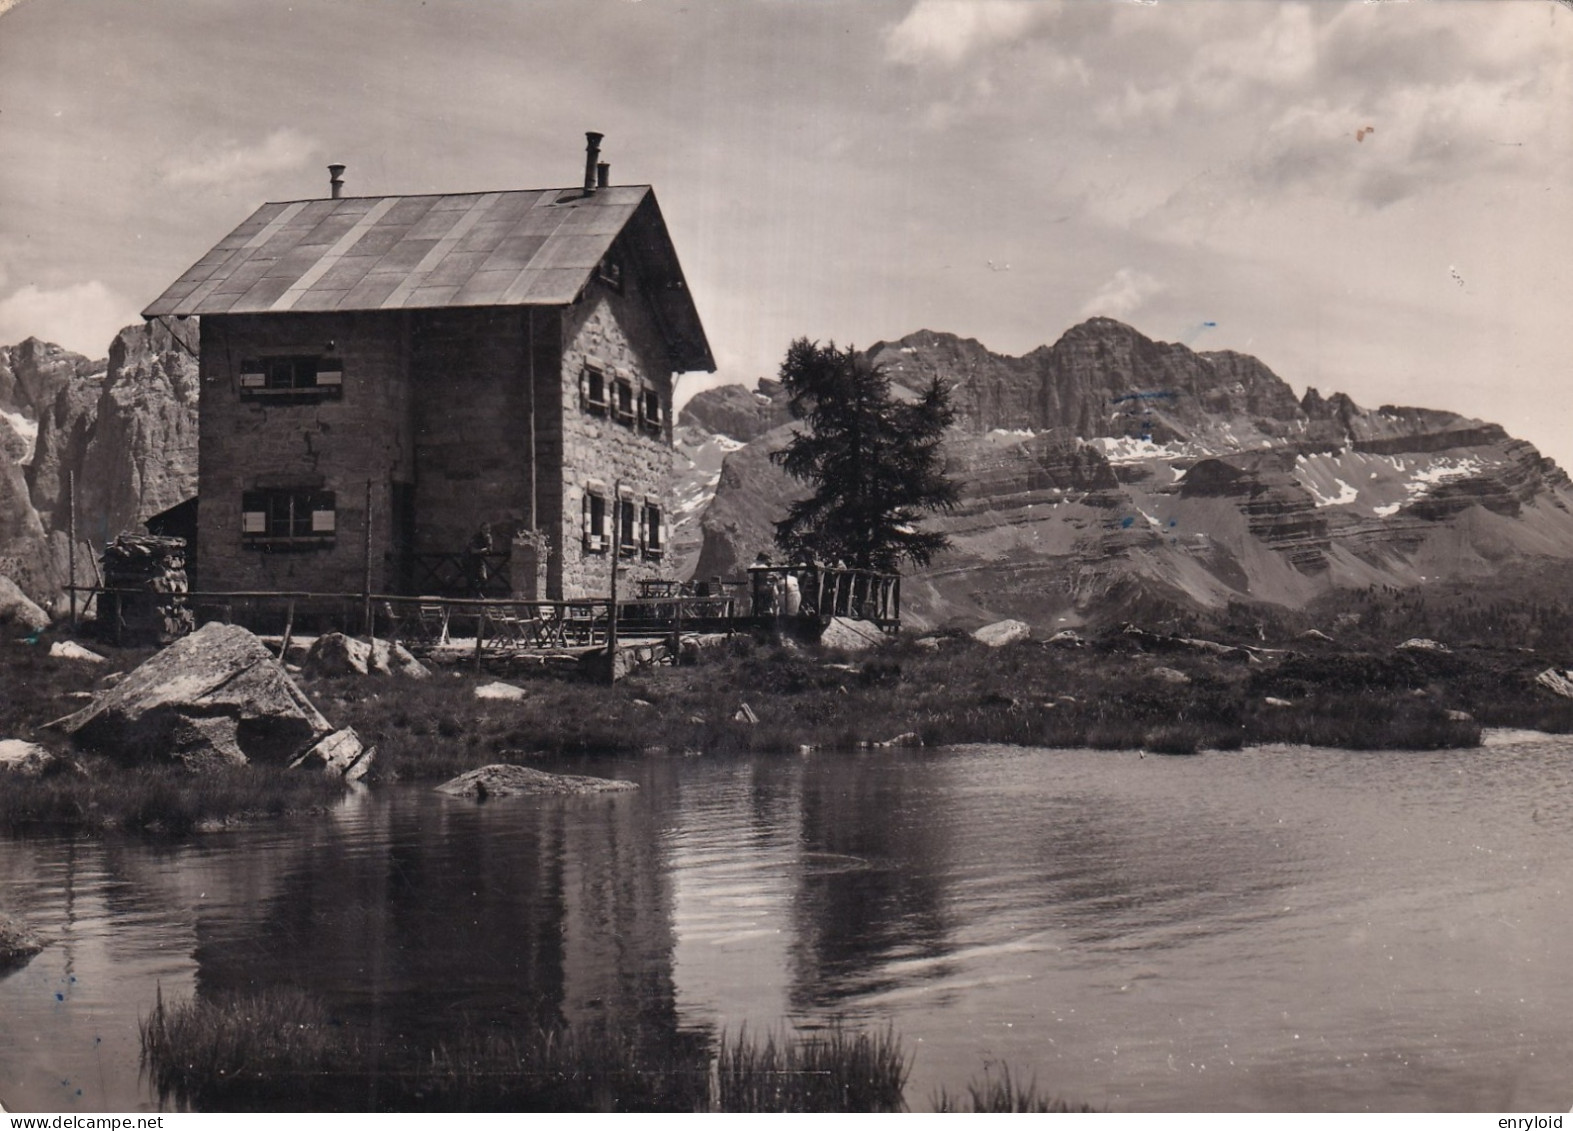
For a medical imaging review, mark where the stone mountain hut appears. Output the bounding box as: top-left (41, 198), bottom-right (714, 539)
top-left (141, 133), bottom-right (713, 601)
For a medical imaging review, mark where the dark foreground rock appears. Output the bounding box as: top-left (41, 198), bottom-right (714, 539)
top-left (0, 911), bottom-right (43, 970)
top-left (436, 763), bottom-right (638, 800)
top-left (55, 622), bottom-right (368, 775)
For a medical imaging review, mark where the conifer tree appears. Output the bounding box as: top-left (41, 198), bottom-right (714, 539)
top-left (769, 338), bottom-right (959, 570)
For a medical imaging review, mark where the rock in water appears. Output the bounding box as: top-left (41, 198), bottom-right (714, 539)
top-left (55, 622), bottom-right (342, 770)
top-left (290, 727), bottom-right (374, 783)
top-left (0, 911), bottom-right (44, 970)
top-left (973, 619), bottom-right (1030, 647)
top-left (436, 764), bottom-right (638, 799)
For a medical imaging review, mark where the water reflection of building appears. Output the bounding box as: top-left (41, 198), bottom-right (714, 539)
top-left (183, 788), bottom-right (681, 1047)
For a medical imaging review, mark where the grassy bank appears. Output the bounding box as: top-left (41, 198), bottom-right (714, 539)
top-left (141, 987), bottom-right (914, 1112)
top-left (0, 757), bottom-right (349, 835)
top-left (7, 617), bottom-right (1568, 832)
top-left (310, 629), bottom-right (1507, 782)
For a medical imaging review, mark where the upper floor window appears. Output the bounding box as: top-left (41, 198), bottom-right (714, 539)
top-left (640, 388), bottom-right (663, 436)
top-left (241, 489), bottom-right (336, 550)
top-left (582, 362), bottom-right (608, 415)
top-left (612, 377), bottom-right (636, 426)
top-left (239, 356), bottom-right (343, 401)
top-left (598, 255), bottom-right (623, 292)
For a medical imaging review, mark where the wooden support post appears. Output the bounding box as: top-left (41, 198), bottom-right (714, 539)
top-left (606, 482), bottom-right (621, 683)
top-left (362, 479), bottom-right (374, 636)
top-left (279, 599), bottom-right (295, 662)
top-left (474, 605), bottom-right (485, 674)
top-left (67, 471), bottom-right (77, 627)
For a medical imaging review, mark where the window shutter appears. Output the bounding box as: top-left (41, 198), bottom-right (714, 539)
top-left (310, 491), bottom-right (336, 533)
top-left (315, 359), bottom-right (343, 388)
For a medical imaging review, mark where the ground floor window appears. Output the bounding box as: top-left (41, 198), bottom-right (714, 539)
top-left (241, 489), bottom-right (335, 549)
top-left (643, 501), bottom-right (663, 559)
top-left (583, 484), bottom-right (608, 552)
top-left (616, 493), bottom-right (638, 557)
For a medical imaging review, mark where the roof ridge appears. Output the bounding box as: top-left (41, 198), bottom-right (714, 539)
top-left (260, 184), bottom-right (654, 206)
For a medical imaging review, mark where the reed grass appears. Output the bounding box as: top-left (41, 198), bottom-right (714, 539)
top-left (139, 988), bottom-right (912, 1112)
top-left (714, 1025), bottom-right (909, 1113)
top-left (932, 1064), bottom-right (1095, 1112)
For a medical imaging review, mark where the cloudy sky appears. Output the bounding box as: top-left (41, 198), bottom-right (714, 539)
top-left (1, 0), bottom-right (1569, 461)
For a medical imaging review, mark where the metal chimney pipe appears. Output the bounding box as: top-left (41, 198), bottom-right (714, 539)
top-left (584, 132), bottom-right (603, 194)
top-left (328, 164), bottom-right (346, 199)
top-left (597, 161), bottom-right (610, 189)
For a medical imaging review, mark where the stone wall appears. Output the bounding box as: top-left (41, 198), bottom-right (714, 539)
top-left (198, 285), bottom-right (678, 602)
top-left (197, 311), bottom-right (412, 594)
top-left (410, 308), bottom-right (537, 555)
top-left (556, 267), bottom-right (677, 599)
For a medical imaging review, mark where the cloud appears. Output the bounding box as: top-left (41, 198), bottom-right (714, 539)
top-left (884, 0), bottom-right (1048, 67)
top-left (1079, 268), bottom-right (1165, 320)
top-left (162, 128), bottom-right (320, 189)
top-left (0, 281), bottom-right (135, 357)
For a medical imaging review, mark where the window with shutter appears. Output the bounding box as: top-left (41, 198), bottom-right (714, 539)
top-left (239, 356), bottom-right (343, 402)
top-left (617, 494), bottom-right (637, 557)
top-left (583, 362), bottom-right (608, 415)
top-left (583, 486), bottom-right (608, 552)
top-left (640, 388), bottom-right (663, 436)
top-left (612, 377), bottom-right (636, 427)
top-left (240, 489), bottom-right (336, 550)
top-left (642, 501), bottom-right (663, 559)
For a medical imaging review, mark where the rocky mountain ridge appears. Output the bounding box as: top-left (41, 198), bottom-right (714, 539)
top-left (0, 323), bottom-right (199, 609)
top-left (677, 318), bottom-right (1573, 630)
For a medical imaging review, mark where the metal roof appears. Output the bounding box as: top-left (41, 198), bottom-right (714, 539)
top-left (143, 185), bottom-right (714, 371)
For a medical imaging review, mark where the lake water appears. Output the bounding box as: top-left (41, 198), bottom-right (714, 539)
top-left (2, 734), bottom-right (1571, 1112)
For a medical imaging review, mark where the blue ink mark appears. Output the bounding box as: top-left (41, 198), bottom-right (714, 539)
top-left (1121, 516), bottom-right (1136, 529)
top-left (69, 975), bottom-right (77, 983)
top-left (55, 992), bottom-right (65, 1002)
top-left (1169, 519), bottom-right (1178, 528)
top-left (1203, 320), bottom-right (1217, 328)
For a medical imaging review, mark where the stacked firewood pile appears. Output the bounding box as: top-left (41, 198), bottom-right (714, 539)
top-left (100, 534), bottom-right (196, 645)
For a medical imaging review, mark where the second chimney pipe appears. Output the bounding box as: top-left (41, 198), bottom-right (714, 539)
top-left (584, 132), bottom-right (603, 195)
top-left (597, 161), bottom-right (610, 189)
top-left (328, 164), bottom-right (346, 199)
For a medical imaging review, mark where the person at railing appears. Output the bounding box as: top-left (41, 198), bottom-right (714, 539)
top-left (782, 570), bottom-right (801, 617)
top-left (465, 524), bottom-right (495, 596)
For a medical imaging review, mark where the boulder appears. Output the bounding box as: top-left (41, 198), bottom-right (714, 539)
top-left (48, 639), bottom-right (104, 663)
top-left (1534, 668), bottom-right (1573, 699)
top-left (303, 633), bottom-right (430, 679)
top-left (475, 681), bottom-right (526, 701)
top-left (55, 622), bottom-right (343, 771)
top-left (0, 739), bottom-right (64, 777)
top-left (1150, 665), bottom-right (1191, 685)
top-left (1048, 629), bottom-right (1087, 647)
top-left (0, 911), bottom-right (44, 970)
top-left (0, 575), bottom-right (50, 633)
top-left (289, 727), bottom-right (373, 783)
top-left (436, 763), bottom-right (638, 800)
top-left (973, 619), bottom-right (1030, 647)
top-left (1397, 638), bottom-right (1451, 654)
top-left (818, 616), bottom-right (885, 652)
